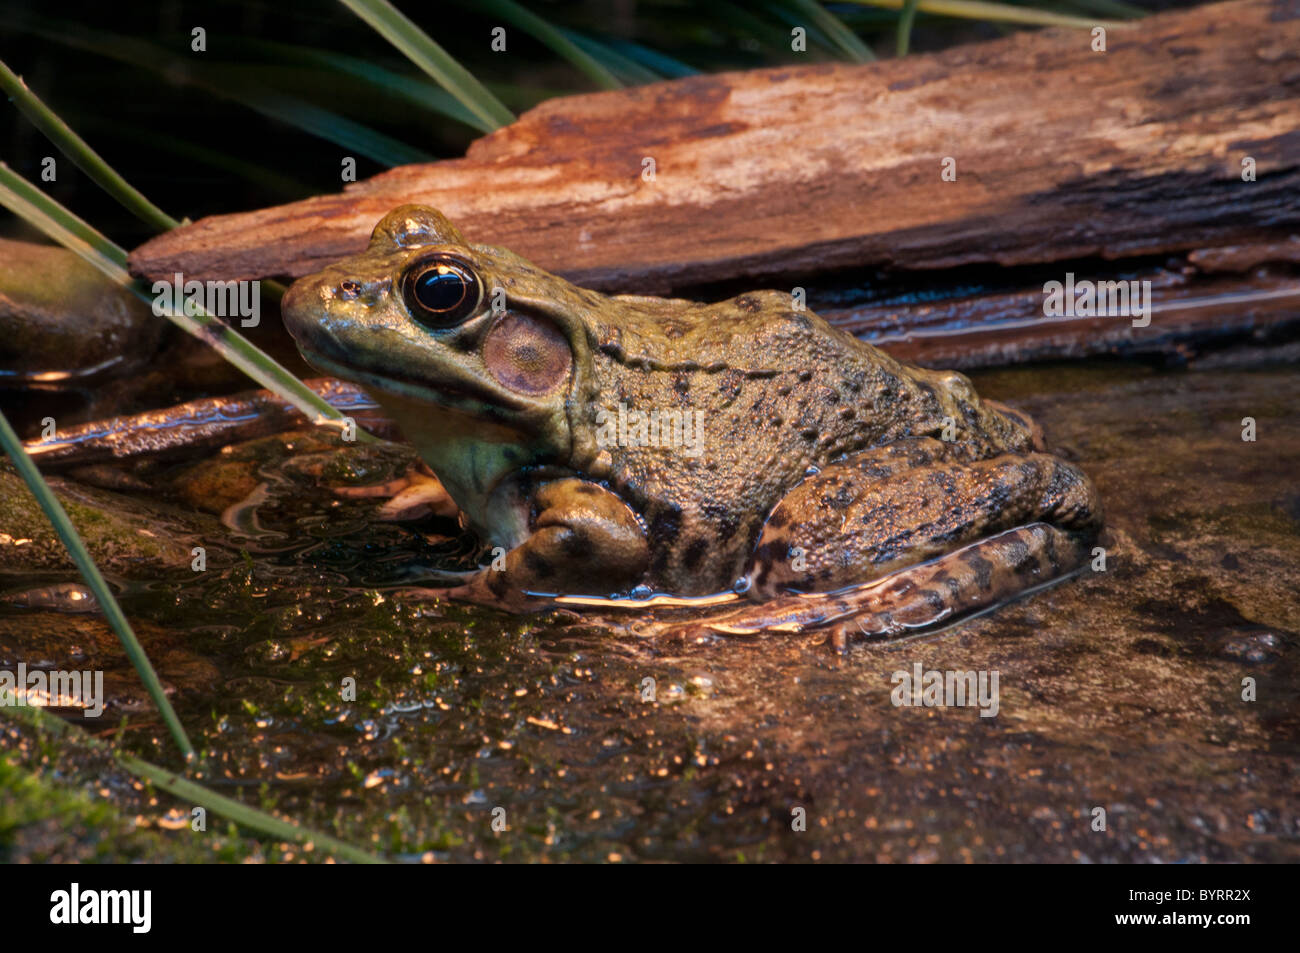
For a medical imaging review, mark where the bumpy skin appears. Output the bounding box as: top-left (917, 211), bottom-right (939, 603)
top-left (747, 437), bottom-right (1099, 597)
top-left (282, 205), bottom-right (1100, 625)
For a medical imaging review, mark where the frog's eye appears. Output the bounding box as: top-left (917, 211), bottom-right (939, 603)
top-left (401, 256), bottom-right (482, 328)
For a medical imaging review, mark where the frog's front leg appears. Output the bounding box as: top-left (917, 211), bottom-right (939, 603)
top-left (444, 478), bottom-right (650, 612)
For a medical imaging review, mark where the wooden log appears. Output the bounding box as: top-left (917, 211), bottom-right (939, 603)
top-left (129, 0), bottom-right (1300, 293)
top-left (837, 270), bottom-right (1300, 369)
top-left (126, 0), bottom-right (1300, 369)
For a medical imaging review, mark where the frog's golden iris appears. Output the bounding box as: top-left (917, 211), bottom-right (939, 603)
top-left (402, 255), bottom-right (481, 328)
top-left (282, 205), bottom-right (1101, 644)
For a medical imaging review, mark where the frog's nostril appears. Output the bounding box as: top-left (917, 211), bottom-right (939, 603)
top-left (339, 279), bottom-right (362, 299)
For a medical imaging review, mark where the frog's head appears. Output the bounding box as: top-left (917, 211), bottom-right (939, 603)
top-left (285, 204), bottom-right (583, 416)
top-left (283, 206), bottom-right (615, 469)
top-left (283, 205), bottom-right (622, 530)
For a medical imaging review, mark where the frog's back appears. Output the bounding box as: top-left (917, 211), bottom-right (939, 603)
top-left (578, 291), bottom-right (1034, 594)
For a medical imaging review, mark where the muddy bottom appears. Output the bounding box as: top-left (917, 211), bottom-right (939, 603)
top-left (2, 356), bottom-right (1298, 862)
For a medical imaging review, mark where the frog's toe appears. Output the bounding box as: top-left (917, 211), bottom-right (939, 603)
top-left (333, 465), bottom-right (459, 521)
top-left (375, 467), bottom-right (458, 521)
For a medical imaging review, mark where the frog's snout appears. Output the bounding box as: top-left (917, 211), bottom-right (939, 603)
top-left (280, 275), bottom-right (343, 365)
top-left (280, 275), bottom-right (326, 350)
top-left (280, 277), bottom-right (307, 333)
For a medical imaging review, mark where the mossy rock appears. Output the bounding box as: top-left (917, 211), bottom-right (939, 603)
top-left (0, 466), bottom-right (209, 574)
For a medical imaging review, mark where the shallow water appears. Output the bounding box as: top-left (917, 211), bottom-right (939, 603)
top-left (2, 357), bottom-right (1297, 862)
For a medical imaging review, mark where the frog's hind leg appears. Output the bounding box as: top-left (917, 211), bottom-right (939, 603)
top-left (637, 442), bottom-right (1100, 646)
top-left (746, 443), bottom-right (1100, 598)
top-left (642, 522), bottom-right (1089, 649)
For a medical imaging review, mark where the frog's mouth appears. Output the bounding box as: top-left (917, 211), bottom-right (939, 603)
top-left (296, 346), bottom-right (532, 418)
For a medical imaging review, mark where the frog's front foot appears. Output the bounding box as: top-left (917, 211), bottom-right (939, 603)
top-left (388, 582), bottom-right (547, 614)
top-left (396, 477), bottom-right (651, 614)
top-left (333, 463), bottom-right (458, 521)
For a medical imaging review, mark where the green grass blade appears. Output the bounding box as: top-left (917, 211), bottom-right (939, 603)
top-left (340, 0), bottom-right (516, 129)
top-left (7, 18), bottom-right (435, 166)
top-left (0, 165), bottom-right (370, 440)
top-left (463, 0), bottom-right (624, 89)
top-left (710, 1), bottom-right (805, 58)
top-left (557, 30), bottom-right (663, 85)
top-left (0, 57), bottom-right (179, 232)
top-left (897, 0), bottom-right (923, 55)
top-left (240, 89), bottom-right (434, 166)
top-left (783, 0), bottom-right (878, 61)
top-left (75, 114), bottom-right (320, 200)
top-left (843, 0), bottom-right (1124, 30)
top-left (599, 38), bottom-right (698, 79)
top-left (121, 755), bottom-right (388, 863)
top-left (0, 164), bottom-right (128, 274)
top-left (8, 705), bottom-right (387, 863)
top-left (0, 412), bottom-right (195, 761)
top-left (240, 39), bottom-right (493, 132)
top-left (1059, 0), bottom-right (1145, 19)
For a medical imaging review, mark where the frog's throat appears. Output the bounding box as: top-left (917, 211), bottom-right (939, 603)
top-left (359, 389), bottom-right (543, 546)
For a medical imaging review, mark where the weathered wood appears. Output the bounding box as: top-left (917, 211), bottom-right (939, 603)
top-left (831, 268), bottom-right (1300, 369)
top-left (129, 0), bottom-right (1300, 298)
top-left (124, 0), bottom-right (1300, 371)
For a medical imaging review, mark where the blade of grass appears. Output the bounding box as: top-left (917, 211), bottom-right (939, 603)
top-left (0, 166), bottom-right (127, 271)
top-left (1059, 0), bottom-right (1145, 19)
top-left (717, 0), bottom-right (818, 58)
top-left (225, 87), bottom-right (435, 166)
top-left (8, 16), bottom-right (435, 166)
top-left (122, 754), bottom-right (388, 863)
top-left (843, 0), bottom-right (1124, 30)
top-left (758, 0), bottom-right (866, 59)
top-left (557, 30), bottom-right (663, 86)
top-left (478, 80), bottom-right (580, 112)
top-left (599, 38), bottom-right (698, 79)
top-left (8, 705), bottom-right (387, 863)
top-left (897, 0), bottom-right (923, 55)
top-left (0, 165), bottom-right (370, 440)
top-left (781, 0), bottom-right (878, 61)
top-left (0, 411), bottom-right (194, 761)
top-left (0, 58), bottom-right (179, 232)
top-left (460, 0), bottom-right (624, 89)
top-left (240, 39), bottom-right (492, 132)
top-left (76, 114), bottom-right (318, 201)
top-left (340, 0), bottom-right (516, 129)
top-left (0, 61), bottom-right (292, 302)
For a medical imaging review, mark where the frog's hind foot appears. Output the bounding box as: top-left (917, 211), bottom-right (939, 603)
top-left (637, 523), bottom-right (1089, 650)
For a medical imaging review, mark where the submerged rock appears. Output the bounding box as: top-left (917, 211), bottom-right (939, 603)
top-left (0, 239), bottom-right (164, 386)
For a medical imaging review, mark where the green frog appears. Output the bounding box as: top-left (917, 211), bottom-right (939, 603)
top-left (281, 205), bottom-right (1101, 646)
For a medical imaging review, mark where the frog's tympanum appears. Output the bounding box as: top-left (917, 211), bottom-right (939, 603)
top-left (283, 206), bottom-right (1101, 646)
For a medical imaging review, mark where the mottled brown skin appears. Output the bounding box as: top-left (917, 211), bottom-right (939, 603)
top-left (747, 437), bottom-right (1099, 597)
top-left (282, 205), bottom-right (1101, 635)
